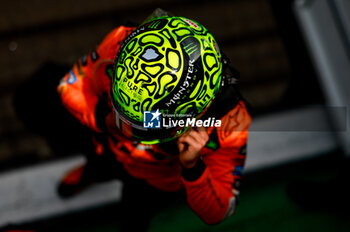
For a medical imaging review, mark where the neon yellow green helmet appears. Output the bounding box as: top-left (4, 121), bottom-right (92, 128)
top-left (112, 16), bottom-right (222, 144)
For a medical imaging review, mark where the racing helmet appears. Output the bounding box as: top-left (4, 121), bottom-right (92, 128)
top-left (111, 16), bottom-right (223, 144)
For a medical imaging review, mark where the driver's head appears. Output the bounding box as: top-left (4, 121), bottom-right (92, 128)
top-left (111, 16), bottom-right (222, 144)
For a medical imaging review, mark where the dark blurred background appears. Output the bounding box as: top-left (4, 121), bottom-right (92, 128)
top-left (0, 0), bottom-right (323, 170)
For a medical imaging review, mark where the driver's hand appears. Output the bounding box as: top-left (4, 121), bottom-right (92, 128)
top-left (177, 127), bottom-right (209, 168)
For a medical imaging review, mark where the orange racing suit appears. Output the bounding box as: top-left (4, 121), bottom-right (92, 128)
top-left (57, 25), bottom-right (251, 224)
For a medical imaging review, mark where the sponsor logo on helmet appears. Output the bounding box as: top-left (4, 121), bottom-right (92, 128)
top-left (183, 42), bottom-right (199, 56)
top-left (142, 48), bottom-right (160, 61)
top-left (148, 20), bottom-right (162, 29)
top-left (165, 59), bottom-right (194, 107)
top-left (183, 18), bottom-right (200, 29)
top-left (213, 40), bottom-right (220, 55)
top-left (122, 77), bottom-right (144, 95)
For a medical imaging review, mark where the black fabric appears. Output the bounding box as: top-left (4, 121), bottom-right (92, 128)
top-left (200, 84), bottom-right (241, 152)
top-left (82, 144), bottom-right (184, 232)
top-left (202, 84), bottom-right (240, 121)
top-left (181, 158), bottom-right (206, 181)
top-left (94, 93), bottom-right (110, 133)
top-left (157, 139), bottom-right (179, 156)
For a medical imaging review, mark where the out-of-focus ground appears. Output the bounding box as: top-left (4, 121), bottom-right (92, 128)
top-left (6, 152), bottom-right (350, 232)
